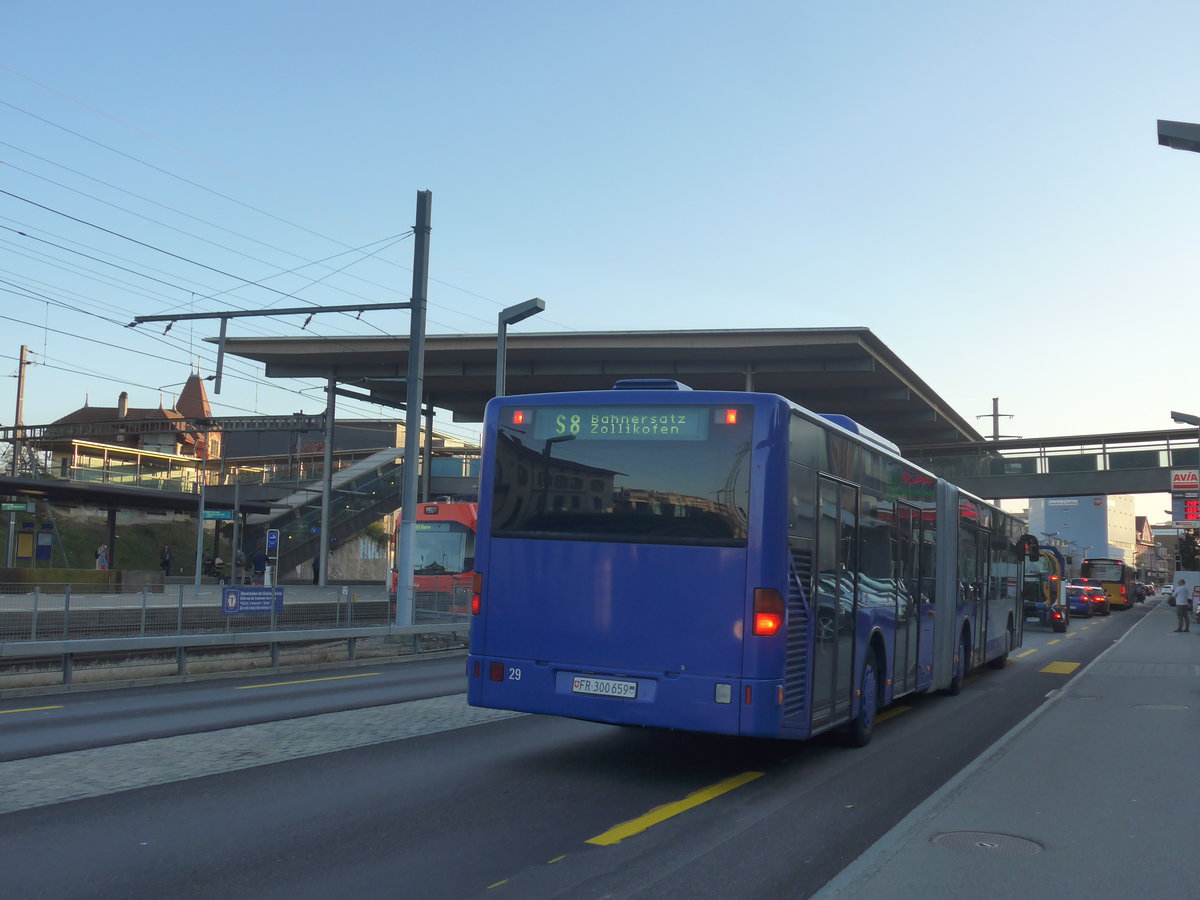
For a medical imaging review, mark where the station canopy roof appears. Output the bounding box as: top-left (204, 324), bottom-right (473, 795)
top-left (219, 327), bottom-right (985, 450)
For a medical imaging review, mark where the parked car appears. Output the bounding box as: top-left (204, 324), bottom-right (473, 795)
top-left (1066, 584), bottom-right (1109, 617)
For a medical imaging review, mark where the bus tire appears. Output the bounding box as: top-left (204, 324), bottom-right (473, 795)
top-left (946, 632), bottom-right (970, 695)
top-left (846, 653), bottom-right (880, 748)
top-left (987, 620), bottom-right (1013, 670)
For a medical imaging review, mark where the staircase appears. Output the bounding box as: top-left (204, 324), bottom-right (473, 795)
top-left (244, 449), bottom-right (403, 574)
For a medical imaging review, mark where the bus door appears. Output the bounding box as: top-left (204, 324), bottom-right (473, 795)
top-left (893, 501), bottom-right (920, 695)
top-left (958, 525), bottom-right (988, 663)
top-left (916, 505), bottom-right (937, 690)
top-left (812, 477), bottom-right (858, 727)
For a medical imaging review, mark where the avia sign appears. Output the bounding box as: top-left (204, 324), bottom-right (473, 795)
top-left (1172, 470), bottom-right (1200, 528)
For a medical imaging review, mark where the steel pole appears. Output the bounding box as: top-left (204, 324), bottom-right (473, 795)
top-left (495, 321), bottom-right (508, 398)
top-left (6, 345), bottom-right (27, 567)
top-left (395, 191), bottom-right (432, 626)
top-left (319, 376), bottom-right (335, 587)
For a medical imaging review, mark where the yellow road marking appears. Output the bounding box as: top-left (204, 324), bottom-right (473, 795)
top-left (235, 673), bottom-right (380, 690)
top-left (1016, 649), bottom-right (1037, 658)
top-left (586, 771), bottom-right (764, 846)
top-left (0, 705), bottom-right (63, 715)
top-left (876, 705), bottom-right (911, 724)
top-left (486, 879), bottom-right (509, 889)
top-left (547, 856), bottom-right (565, 864)
top-left (1041, 661), bottom-right (1081, 675)
top-left (1047, 639), bottom-right (1061, 645)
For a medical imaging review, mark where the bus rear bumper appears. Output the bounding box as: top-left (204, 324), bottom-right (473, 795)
top-left (466, 654), bottom-right (785, 737)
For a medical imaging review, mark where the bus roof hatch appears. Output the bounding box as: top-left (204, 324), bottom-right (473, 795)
top-left (612, 379), bottom-right (694, 391)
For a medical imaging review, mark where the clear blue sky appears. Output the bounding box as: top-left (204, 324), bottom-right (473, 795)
top-left (4, 1), bottom-right (1199, 520)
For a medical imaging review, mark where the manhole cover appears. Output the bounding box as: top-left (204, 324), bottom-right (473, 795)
top-left (931, 832), bottom-right (1043, 857)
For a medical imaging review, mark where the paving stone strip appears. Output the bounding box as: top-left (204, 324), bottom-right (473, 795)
top-left (0, 694), bottom-right (522, 814)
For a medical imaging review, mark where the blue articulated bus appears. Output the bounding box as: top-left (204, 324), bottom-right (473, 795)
top-left (467, 380), bottom-right (1033, 746)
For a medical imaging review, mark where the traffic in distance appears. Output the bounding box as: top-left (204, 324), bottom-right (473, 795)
top-left (1080, 556), bottom-right (1138, 610)
top-left (466, 379), bottom-right (1037, 746)
top-left (1022, 544), bottom-right (1155, 634)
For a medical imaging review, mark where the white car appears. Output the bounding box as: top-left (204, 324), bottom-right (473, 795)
top-left (1161, 584), bottom-right (1176, 596)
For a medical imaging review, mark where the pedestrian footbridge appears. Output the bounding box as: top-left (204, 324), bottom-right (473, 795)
top-left (907, 427), bottom-right (1198, 499)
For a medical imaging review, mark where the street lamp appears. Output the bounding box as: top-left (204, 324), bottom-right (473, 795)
top-left (1158, 119), bottom-right (1200, 153)
top-left (1170, 409), bottom-right (1200, 445)
top-left (496, 298), bottom-right (546, 398)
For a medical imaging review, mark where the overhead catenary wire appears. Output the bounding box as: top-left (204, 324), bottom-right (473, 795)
top-left (0, 81), bottom-right (551, 441)
top-left (0, 292), bottom-right (486, 442)
top-left (0, 188), bottom-right (415, 324)
top-left (0, 89), bottom-right (582, 331)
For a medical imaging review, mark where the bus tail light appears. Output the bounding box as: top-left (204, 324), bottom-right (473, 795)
top-left (471, 571), bottom-right (483, 615)
top-left (752, 588), bottom-right (784, 636)
top-left (489, 662), bottom-right (504, 681)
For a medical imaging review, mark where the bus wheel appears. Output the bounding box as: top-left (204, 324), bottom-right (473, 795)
top-left (846, 654), bottom-right (879, 748)
top-left (946, 634), bottom-right (969, 696)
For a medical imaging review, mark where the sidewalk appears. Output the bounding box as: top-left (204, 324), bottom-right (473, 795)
top-left (818, 598), bottom-right (1199, 899)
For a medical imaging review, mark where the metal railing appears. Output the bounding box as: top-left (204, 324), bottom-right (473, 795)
top-left (0, 581), bottom-right (469, 687)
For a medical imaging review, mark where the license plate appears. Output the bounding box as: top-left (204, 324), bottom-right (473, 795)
top-left (572, 675), bottom-right (637, 699)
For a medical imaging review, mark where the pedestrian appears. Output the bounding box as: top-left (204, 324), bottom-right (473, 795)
top-left (312, 553), bottom-right (321, 585)
top-left (1170, 578), bottom-right (1191, 632)
top-left (252, 547), bottom-right (268, 586)
top-left (160, 545), bottom-right (172, 578)
top-left (95, 544), bottom-right (108, 570)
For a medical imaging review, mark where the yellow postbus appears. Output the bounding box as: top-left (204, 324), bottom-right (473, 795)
top-left (1079, 558), bottom-right (1135, 610)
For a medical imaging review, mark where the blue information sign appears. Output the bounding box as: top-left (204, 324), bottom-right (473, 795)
top-left (222, 587), bottom-right (284, 615)
top-left (266, 529), bottom-right (280, 551)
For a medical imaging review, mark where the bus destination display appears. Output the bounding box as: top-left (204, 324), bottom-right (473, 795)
top-left (530, 406), bottom-right (712, 441)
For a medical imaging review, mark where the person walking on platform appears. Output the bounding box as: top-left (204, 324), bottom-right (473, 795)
top-left (251, 547), bottom-right (268, 586)
top-left (1171, 578), bottom-right (1191, 632)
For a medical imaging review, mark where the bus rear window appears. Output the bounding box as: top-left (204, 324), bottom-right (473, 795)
top-left (491, 405), bottom-right (752, 545)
